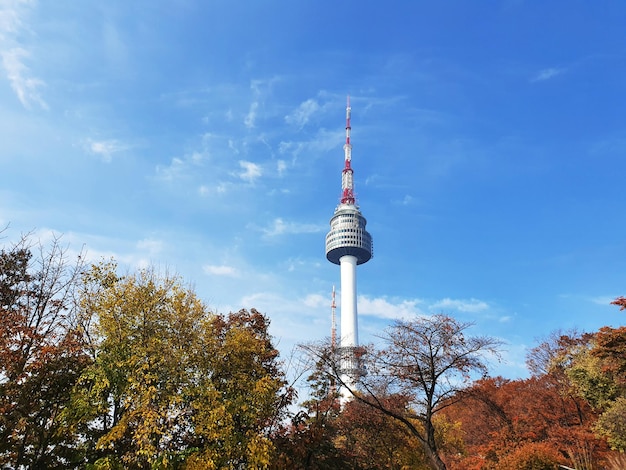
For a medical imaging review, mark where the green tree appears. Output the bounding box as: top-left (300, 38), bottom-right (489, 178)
top-left (186, 308), bottom-right (292, 469)
top-left (0, 234), bottom-right (89, 468)
top-left (69, 262), bottom-right (290, 468)
top-left (564, 326), bottom-right (626, 452)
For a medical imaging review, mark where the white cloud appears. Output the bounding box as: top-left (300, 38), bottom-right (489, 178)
top-left (155, 148), bottom-right (208, 182)
top-left (260, 218), bottom-right (325, 237)
top-left (1, 47), bottom-right (47, 110)
top-left (277, 159), bottom-right (287, 176)
top-left (399, 195), bottom-right (414, 205)
top-left (358, 296), bottom-right (425, 320)
top-left (279, 128), bottom-right (342, 159)
top-left (303, 293), bottom-right (326, 308)
top-left (86, 139), bottom-right (127, 162)
top-left (430, 297), bottom-right (489, 313)
top-left (244, 101), bottom-right (258, 128)
top-left (588, 295), bottom-right (616, 306)
top-left (0, 1), bottom-right (47, 109)
top-left (136, 238), bottom-right (163, 256)
top-left (531, 67), bottom-right (564, 82)
top-left (0, 0), bottom-right (28, 35)
top-left (203, 264), bottom-right (239, 277)
top-left (228, 139), bottom-right (240, 154)
top-left (156, 157), bottom-right (185, 180)
top-left (238, 160), bottom-right (262, 182)
top-left (285, 98), bottom-right (320, 128)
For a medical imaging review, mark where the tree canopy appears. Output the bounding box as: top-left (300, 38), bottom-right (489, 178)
top-left (2, 232), bottom-right (625, 469)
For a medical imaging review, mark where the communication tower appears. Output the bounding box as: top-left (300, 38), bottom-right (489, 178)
top-left (325, 97), bottom-right (373, 399)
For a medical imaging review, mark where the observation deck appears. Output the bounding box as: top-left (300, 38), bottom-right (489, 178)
top-left (325, 204), bottom-right (373, 265)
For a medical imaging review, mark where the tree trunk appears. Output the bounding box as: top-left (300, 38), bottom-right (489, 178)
top-left (423, 446), bottom-right (447, 470)
top-left (424, 421), bottom-right (447, 470)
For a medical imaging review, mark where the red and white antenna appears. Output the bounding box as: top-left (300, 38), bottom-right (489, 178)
top-left (331, 285), bottom-right (337, 350)
top-left (341, 95), bottom-right (355, 205)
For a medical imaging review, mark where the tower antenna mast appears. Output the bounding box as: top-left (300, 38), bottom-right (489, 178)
top-left (325, 96), bottom-right (373, 401)
top-left (341, 95), bottom-right (355, 205)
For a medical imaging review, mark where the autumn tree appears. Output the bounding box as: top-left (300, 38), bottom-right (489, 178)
top-left (186, 308), bottom-right (293, 468)
top-left (564, 325), bottom-right (626, 452)
top-left (441, 375), bottom-right (605, 469)
top-left (335, 396), bottom-right (430, 469)
top-left (307, 314), bottom-right (501, 470)
top-left (271, 349), bottom-right (349, 469)
top-left (0, 234), bottom-right (89, 468)
top-left (439, 330), bottom-right (615, 469)
top-left (68, 261), bottom-right (291, 468)
top-left (273, 347), bottom-right (427, 469)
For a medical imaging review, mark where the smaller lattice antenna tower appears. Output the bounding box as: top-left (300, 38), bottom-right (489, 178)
top-left (331, 285), bottom-right (337, 351)
top-left (330, 285), bottom-right (338, 398)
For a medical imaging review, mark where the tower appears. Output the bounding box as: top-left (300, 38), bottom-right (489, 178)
top-left (325, 97), bottom-right (373, 399)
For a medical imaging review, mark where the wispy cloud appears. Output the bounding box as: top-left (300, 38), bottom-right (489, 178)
top-left (351, 295), bottom-right (492, 321)
top-left (1, 48), bottom-right (47, 109)
top-left (136, 238), bottom-right (163, 256)
top-left (588, 295), bottom-right (616, 306)
top-left (358, 296), bottom-right (425, 320)
top-left (0, 0), bottom-right (48, 110)
top-left (259, 218), bottom-right (325, 237)
top-left (278, 128), bottom-right (342, 159)
top-left (277, 159), bottom-right (287, 176)
top-left (394, 194), bottom-right (414, 205)
top-left (531, 67), bottom-right (564, 83)
top-left (303, 293), bottom-right (326, 308)
top-left (85, 139), bottom-right (128, 162)
top-left (244, 101), bottom-right (258, 128)
top-left (203, 264), bottom-right (239, 277)
top-left (243, 76), bottom-right (279, 129)
top-left (238, 160), bottom-right (262, 182)
top-left (285, 98), bottom-right (320, 128)
top-left (430, 297), bottom-right (489, 313)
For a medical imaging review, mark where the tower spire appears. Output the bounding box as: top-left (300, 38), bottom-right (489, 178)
top-left (325, 99), bottom-right (373, 401)
top-left (341, 95), bottom-right (355, 205)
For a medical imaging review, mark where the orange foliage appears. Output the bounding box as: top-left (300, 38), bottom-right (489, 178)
top-left (441, 375), bottom-right (610, 469)
top-left (496, 442), bottom-right (561, 470)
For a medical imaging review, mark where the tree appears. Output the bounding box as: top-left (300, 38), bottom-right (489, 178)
top-left (271, 350), bottom-right (349, 469)
top-left (0, 234), bottom-right (89, 468)
top-left (68, 262), bottom-right (291, 468)
top-left (273, 348), bottom-right (427, 469)
top-left (186, 308), bottom-right (292, 468)
top-left (439, 330), bottom-right (617, 469)
top-left (564, 325), bottom-right (626, 452)
top-left (336, 396), bottom-right (429, 469)
top-left (441, 375), bottom-right (604, 469)
top-left (309, 314), bottom-right (502, 470)
top-left (610, 296), bottom-right (626, 310)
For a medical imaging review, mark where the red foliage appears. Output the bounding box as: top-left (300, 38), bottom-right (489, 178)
top-left (441, 375), bottom-right (608, 469)
top-left (592, 326), bottom-right (626, 382)
top-left (610, 296), bottom-right (626, 310)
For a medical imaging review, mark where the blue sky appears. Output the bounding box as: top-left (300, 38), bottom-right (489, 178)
top-left (2, 0), bottom-right (625, 380)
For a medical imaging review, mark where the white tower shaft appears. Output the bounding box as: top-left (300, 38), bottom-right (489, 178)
top-left (340, 255), bottom-right (358, 348)
top-left (325, 98), bottom-right (373, 402)
top-left (339, 255), bottom-right (359, 393)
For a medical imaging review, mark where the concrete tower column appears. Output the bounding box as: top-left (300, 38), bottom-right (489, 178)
top-left (325, 99), bottom-right (373, 402)
top-left (340, 254), bottom-right (358, 348)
